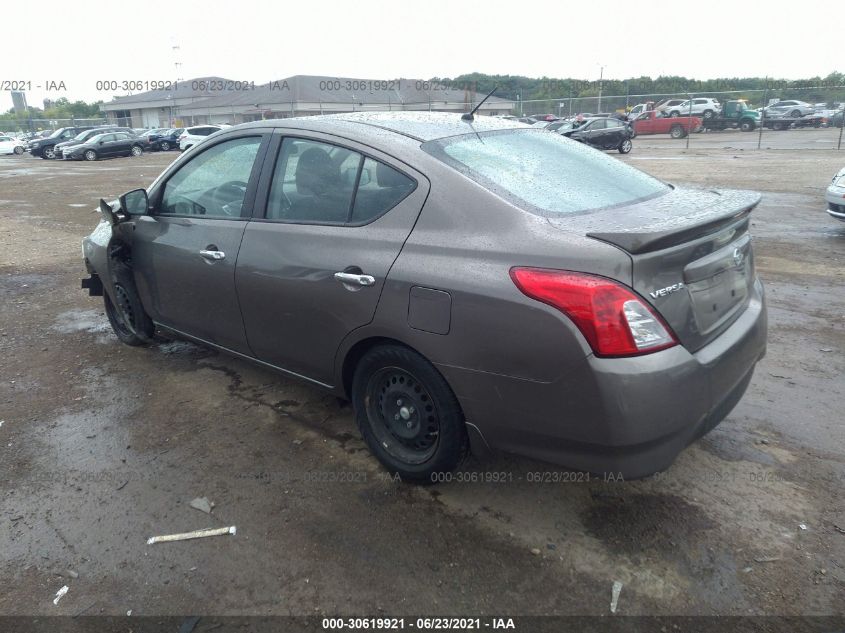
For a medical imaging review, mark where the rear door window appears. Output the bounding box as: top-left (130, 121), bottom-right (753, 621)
top-left (265, 138), bottom-right (415, 225)
top-left (351, 158), bottom-right (415, 223)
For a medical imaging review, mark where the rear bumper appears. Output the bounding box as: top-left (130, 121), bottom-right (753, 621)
top-left (440, 278), bottom-right (767, 478)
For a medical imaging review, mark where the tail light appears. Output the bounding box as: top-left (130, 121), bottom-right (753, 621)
top-left (178, 134), bottom-right (186, 141)
top-left (510, 268), bottom-right (678, 357)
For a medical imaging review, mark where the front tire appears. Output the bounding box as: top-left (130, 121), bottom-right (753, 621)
top-left (618, 138), bottom-right (633, 154)
top-left (740, 120), bottom-right (755, 132)
top-left (84, 149), bottom-right (98, 161)
top-left (13, 146), bottom-right (24, 155)
top-left (352, 344), bottom-right (468, 482)
top-left (790, 110), bottom-right (801, 118)
top-left (105, 262), bottom-right (153, 346)
top-left (670, 110), bottom-right (680, 118)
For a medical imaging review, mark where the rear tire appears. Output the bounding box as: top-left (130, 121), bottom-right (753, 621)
top-left (703, 110), bottom-right (714, 119)
top-left (790, 109), bottom-right (801, 118)
top-left (130, 145), bottom-right (143, 157)
top-left (42, 145), bottom-right (56, 159)
top-left (669, 125), bottom-right (685, 139)
top-left (105, 261), bottom-right (153, 346)
top-left (618, 138), bottom-right (633, 154)
top-left (159, 141), bottom-right (170, 151)
top-left (670, 111), bottom-right (680, 118)
top-left (351, 344), bottom-right (468, 483)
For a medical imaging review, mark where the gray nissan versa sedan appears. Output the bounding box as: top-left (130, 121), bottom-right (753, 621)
top-left (81, 112), bottom-right (767, 482)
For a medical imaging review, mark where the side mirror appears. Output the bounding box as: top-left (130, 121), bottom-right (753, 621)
top-left (119, 188), bottom-right (149, 216)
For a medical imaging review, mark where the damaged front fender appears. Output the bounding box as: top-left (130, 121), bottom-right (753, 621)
top-left (81, 200), bottom-right (132, 302)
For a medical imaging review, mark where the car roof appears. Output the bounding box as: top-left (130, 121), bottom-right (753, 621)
top-left (228, 111), bottom-right (528, 142)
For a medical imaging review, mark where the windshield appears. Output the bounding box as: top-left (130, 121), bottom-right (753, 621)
top-left (422, 129), bottom-right (668, 216)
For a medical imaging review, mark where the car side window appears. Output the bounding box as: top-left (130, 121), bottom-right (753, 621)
top-left (266, 138), bottom-right (415, 225)
top-left (159, 136), bottom-right (262, 218)
top-left (99, 134), bottom-right (114, 143)
top-left (350, 158), bottom-right (415, 223)
top-left (266, 138), bottom-right (359, 224)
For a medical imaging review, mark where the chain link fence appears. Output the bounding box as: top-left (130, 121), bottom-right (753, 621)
top-left (0, 117), bottom-right (109, 135)
top-left (516, 85), bottom-right (845, 150)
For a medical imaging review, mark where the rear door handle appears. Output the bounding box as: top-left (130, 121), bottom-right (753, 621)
top-left (200, 249), bottom-right (225, 261)
top-left (334, 272), bottom-right (375, 286)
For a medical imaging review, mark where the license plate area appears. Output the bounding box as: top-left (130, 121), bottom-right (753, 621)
top-left (684, 235), bottom-right (752, 335)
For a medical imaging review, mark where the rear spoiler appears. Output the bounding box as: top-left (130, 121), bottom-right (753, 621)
top-left (586, 191), bottom-right (761, 255)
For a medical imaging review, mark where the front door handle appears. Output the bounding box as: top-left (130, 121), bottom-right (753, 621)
top-left (334, 272), bottom-right (375, 286)
top-left (200, 249), bottom-right (225, 261)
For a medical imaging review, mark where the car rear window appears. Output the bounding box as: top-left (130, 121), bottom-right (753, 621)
top-left (422, 129), bottom-right (668, 215)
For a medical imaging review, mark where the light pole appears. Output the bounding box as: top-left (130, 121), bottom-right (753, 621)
top-left (597, 64), bottom-right (605, 113)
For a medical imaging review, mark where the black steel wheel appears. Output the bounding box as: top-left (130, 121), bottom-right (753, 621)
top-left (104, 262), bottom-right (153, 346)
top-left (352, 344), bottom-right (468, 482)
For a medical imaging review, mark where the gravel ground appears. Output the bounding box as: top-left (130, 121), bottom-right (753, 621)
top-left (0, 146), bottom-right (843, 617)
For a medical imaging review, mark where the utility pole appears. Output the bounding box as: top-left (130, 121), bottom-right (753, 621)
top-left (597, 64), bottom-right (605, 113)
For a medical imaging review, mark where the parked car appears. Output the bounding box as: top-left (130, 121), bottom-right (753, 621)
top-left (63, 131), bottom-right (144, 161)
top-left (130, 128), bottom-right (168, 150)
top-left (655, 99), bottom-right (686, 115)
top-left (626, 103), bottom-right (654, 120)
top-left (178, 125), bottom-right (227, 150)
top-left (631, 111), bottom-right (702, 138)
top-left (0, 134), bottom-right (26, 155)
top-left (764, 100), bottom-right (814, 118)
top-left (668, 98), bottom-right (722, 119)
top-left (544, 120), bottom-right (576, 132)
top-left (80, 112), bottom-right (767, 481)
top-left (54, 127), bottom-right (135, 159)
top-left (27, 126), bottom-right (100, 159)
top-left (559, 116), bottom-right (634, 153)
top-left (148, 128), bottom-right (185, 151)
top-left (826, 167), bottom-right (845, 221)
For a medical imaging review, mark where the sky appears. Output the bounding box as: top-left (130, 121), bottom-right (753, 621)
top-left (2, 0), bottom-right (842, 110)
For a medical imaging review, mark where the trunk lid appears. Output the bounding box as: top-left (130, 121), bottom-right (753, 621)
top-left (549, 187), bottom-right (761, 351)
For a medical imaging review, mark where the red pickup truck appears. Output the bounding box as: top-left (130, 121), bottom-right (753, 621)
top-left (631, 110), bottom-right (702, 138)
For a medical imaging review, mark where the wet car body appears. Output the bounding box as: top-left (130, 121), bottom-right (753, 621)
top-left (82, 112), bottom-right (767, 480)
